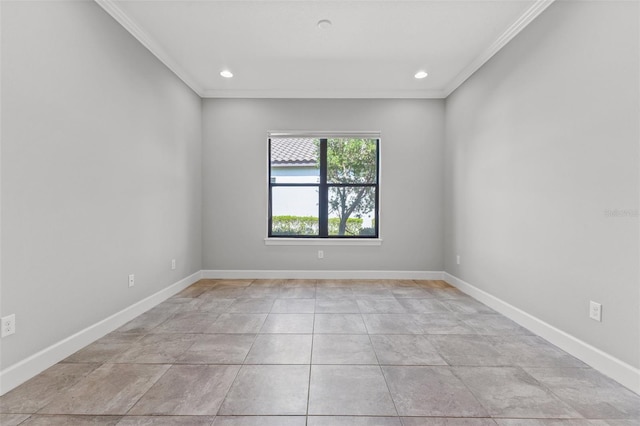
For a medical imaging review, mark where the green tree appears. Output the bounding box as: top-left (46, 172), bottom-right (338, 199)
top-left (326, 138), bottom-right (377, 235)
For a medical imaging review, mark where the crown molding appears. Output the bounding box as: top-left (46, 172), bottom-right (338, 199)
top-left (443, 0), bottom-right (556, 97)
top-left (95, 0), bottom-right (204, 96)
top-left (200, 88), bottom-right (448, 99)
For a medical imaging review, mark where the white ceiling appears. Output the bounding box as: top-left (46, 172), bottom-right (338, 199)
top-left (97, 0), bottom-right (555, 98)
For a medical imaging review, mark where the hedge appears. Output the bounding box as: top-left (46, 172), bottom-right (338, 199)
top-left (272, 215), bottom-right (365, 236)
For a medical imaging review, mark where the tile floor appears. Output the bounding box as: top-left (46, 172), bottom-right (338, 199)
top-left (1, 279), bottom-right (639, 426)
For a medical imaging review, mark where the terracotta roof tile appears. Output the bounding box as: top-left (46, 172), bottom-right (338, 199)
top-left (271, 138), bottom-right (318, 166)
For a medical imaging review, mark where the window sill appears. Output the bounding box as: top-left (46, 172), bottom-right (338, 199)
top-left (264, 238), bottom-right (383, 246)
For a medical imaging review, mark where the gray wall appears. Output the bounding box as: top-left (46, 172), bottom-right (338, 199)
top-left (444, 0), bottom-right (639, 367)
top-left (202, 99), bottom-right (444, 272)
top-left (1, 1), bottom-right (202, 368)
top-left (2, 0), bottom-right (636, 386)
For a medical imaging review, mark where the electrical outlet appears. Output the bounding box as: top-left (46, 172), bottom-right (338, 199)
top-left (128, 274), bottom-right (135, 287)
top-left (589, 301), bottom-right (602, 322)
top-left (456, 255), bottom-right (460, 265)
top-left (318, 250), bottom-right (324, 259)
top-left (1, 314), bottom-right (16, 337)
top-left (171, 259), bottom-right (176, 270)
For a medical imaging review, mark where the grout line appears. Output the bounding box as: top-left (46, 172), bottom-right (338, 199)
top-left (368, 332), bottom-right (402, 419)
top-left (121, 362), bottom-right (173, 416)
top-left (306, 295), bottom-right (316, 423)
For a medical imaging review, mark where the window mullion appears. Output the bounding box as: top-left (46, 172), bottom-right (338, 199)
top-left (319, 139), bottom-right (328, 237)
top-left (268, 138), bottom-right (273, 237)
top-left (375, 138), bottom-right (380, 237)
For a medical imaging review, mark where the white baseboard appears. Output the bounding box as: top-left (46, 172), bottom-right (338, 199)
top-left (443, 272), bottom-right (640, 394)
top-left (0, 270), bottom-right (202, 396)
top-left (202, 269), bottom-right (444, 280)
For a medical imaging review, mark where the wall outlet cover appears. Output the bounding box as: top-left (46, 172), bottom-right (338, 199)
top-left (1, 314), bottom-right (16, 337)
top-left (589, 301), bottom-right (602, 322)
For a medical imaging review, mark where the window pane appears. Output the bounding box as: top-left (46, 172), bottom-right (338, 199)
top-left (328, 186), bottom-right (376, 236)
top-left (271, 186), bottom-right (319, 236)
top-left (327, 138), bottom-right (377, 184)
top-left (270, 138), bottom-right (320, 184)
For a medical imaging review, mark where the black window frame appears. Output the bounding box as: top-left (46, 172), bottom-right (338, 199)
top-left (268, 137), bottom-right (380, 239)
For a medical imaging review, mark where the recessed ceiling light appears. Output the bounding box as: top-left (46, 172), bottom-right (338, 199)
top-left (317, 19), bottom-right (332, 30)
top-left (414, 71), bottom-right (428, 79)
top-left (220, 70), bottom-right (233, 78)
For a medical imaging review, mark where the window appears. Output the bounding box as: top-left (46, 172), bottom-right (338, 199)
top-left (268, 133), bottom-right (379, 238)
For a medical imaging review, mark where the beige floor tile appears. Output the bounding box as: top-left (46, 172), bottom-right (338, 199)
top-left (116, 416), bottom-right (215, 425)
top-left (205, 279), bottom-right (253, 287)
top-left (39, 364), bottom-right (169, 415)
top-left (453, 367), bottom-right (581, 418)
top-left (63, 338), bottom-right (137, 363)
top-left (441, 298), bottom-right (496, 315)
top-left (249, 279), bottom-right (284, 287)
top-left (113, 334), bottom-right (198, 363)
top-left (308, 416), bottom-right (402, 426)
top-left (242, 287), bottom-right (281, 299)
top-left (411, 314), bottom-right (478, 335)
top-left (129, 365), bottom-right (239, 415)
top-left (227, 299), bottom-right (275, 314)
top-left (428, 335), bottom-right (506, 365)
top-left (356, 299), bottom-right (406, 314)
top-left (174, 286), bottom-right (209, 299)
top-left (117, 311), bottom-right (174, 334)
top-left (206, 287), bottom-right (247, 298)
top-left (389, 286), bottom-right (432, 298)
top-left (153, 312), bottom-right (220, 333)
top-left (176, 334), bottom-right (255, 364)
top-left (314, 314), bottom-right (367, 334)
top-left (212, 416), bottom-right (306, 425)
top-left (495, 420), bottom-right (609, 425)
top-left (312, 334), bottom-right (377, 364)
top-left (396, 298), bottom-right (449, 314)
top-left (245, 334), bottom-right (312, 364)
top-left (0, 363), bottom-right (99, 414)
top-left (458, 314), bottom-right (532, 335)
top-left (316, 288), bottom-right (355, 299)
top-left (218, 365), bottom-right (309, 415)
top-left (0, 414), bottom-right (31, 425)
top-left (308, 365), bottom-right (396, 416)
top-left (370, 334), bottom-right (447, 365)
top-left (523, 367), bottom-right (640, 419)
top-left (315, 299), bottom-right (360, 313)
top-left (383, 366), bottom-right (487, 417)
top-left (270, 298), bottom-right (315, 313)
top-left (488, 335), bottom-right (586, 368)
top-left (195, 298), bottom-right (235, 313)
top-left (402, 419), bottom-right (497, 425)
top-left (259, 314), bottom-right (314, 333)
top-left (19, 415), bottom-right (121, 425)
top-left (278, 287), bottom-right (316, 298)
top-left (207, 314), bottom-right (267, 333)
top-left (362, 314), bottom-right (423, 334)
